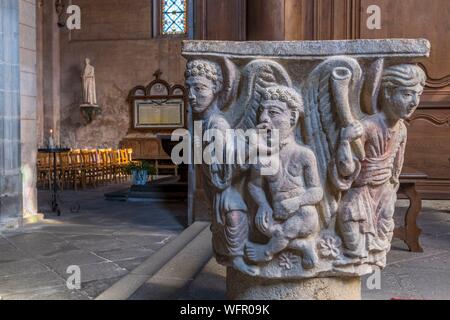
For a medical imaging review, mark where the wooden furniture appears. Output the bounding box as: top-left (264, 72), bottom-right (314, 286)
top-left (37, 148), bottom-right (133, 191)
top-left (38, 148), bottom-right (71, 216)
top-left (127, 70), bottom-right (187, 132)
top-left (394, 168), bottom-right (429, 252)
top-left (154, 158), bottom-right (178, 176)
top-left (119, 71), bottom-right (188, 171)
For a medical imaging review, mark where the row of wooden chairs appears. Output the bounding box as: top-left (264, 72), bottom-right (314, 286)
top-left (37, 149), bottom-right (133, 190)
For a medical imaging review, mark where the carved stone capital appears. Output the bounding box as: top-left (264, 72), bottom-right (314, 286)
top-left (182, 39), bottom-right (430, 286)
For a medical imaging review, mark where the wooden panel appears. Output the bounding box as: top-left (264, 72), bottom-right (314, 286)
top-left (285, 0), bottom-right (315, 40)
top-left (406, 110), bottom-right (450, 178)
top-left (120, 138), bottom-right (169, 160)
top-left (285, 0), bottom-right (302, 40)
top-left (355, 0), bottom-right (450, 198)
top-left (281, 0), bottom-right (363, 41)
top-left (247, 0), bottom-right (285, 40)
top-left (196, 0), bottom-right (246, 40)
top-left (359, 0), bottom-right (450, 89)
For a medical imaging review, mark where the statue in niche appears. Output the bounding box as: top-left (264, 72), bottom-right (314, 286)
top-left (81, 58), bottom-right (98, 106)
top-left (244, 86), bottom-right (323, 270)
top-left (331, 64), bottom-right (426, 265)
top-left (185, 59), bottom-right (258, 276)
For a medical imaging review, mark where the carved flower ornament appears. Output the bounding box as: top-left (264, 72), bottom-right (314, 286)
top-left (319, 235), bottom-right (342, 259)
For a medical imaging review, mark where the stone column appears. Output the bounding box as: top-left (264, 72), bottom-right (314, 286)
top-left (182, 39), bottom-right (430, 300)
top-left (42, 0), bottom-right (60, 143)
top-left (19, 0), bottom-right (39, 220)
top-left (0, 0), bottom-right (23, 229)
top-left (227, 269), bottom-right (361, 300)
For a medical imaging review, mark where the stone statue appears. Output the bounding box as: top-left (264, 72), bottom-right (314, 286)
top-left (185, 59), bottom-right (258, 276)
top-left (182, 39), bottom-right (430, 299)
top-left (245, 86), bottom-right (323, 270)
top-left (333, 64), bottom-right (426, 266)
top-left (82, 58), bottom-right (97, 106)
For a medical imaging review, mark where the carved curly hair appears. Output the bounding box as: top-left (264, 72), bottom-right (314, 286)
top-left (261, 86), bottom-right (305, 116)
top-left (381, 64), bottom-right (427, 89)
top-left (185, 60), bottom-right (223, 93)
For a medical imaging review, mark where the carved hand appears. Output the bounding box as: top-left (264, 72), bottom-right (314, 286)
top-left (390, 176), bottom-right (400, 186)
top-left (256, 205), bottom-right (273, 236)
top-left (341, 122), bottom-right (364, 142)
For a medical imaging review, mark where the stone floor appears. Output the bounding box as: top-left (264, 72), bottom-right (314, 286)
top-left (0, 187), bottom-right (449, 300)
top-left (0, 183), bottom-right (186, 300)
top-left (363, 200), bottom-right (450, 300)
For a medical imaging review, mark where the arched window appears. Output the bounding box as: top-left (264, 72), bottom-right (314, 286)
top-left (153, 0), bottom-right (193, 38)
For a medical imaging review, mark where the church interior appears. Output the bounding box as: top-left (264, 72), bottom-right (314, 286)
top-left (0, 0), bottom-right (449, 301)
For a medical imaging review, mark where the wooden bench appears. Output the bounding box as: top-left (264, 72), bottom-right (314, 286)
top-left (154, 158), bottom-right (178, 176)
top-left (394, 167), bottom-right (428, 252)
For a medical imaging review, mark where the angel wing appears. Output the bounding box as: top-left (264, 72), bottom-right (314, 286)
top-left (229, 59), bottom-right (292, 130)
top-left (302, 56), bottom-right (365, 228)
top-left (217, 57), bottom-right (240, 112)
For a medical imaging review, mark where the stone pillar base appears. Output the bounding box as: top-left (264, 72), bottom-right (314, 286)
top-left (227, 268), bottom-right (361, 300)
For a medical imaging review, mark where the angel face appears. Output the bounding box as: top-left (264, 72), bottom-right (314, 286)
top-left (186, 76), bottom-right (216, 114)
top-left (257, 100), bottom-right (296, 141)
top-left (383, 83), bottom-right (424, 121)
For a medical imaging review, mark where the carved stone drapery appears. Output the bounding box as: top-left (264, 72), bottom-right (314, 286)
top-left (182, 39), bottom-right (430, 298)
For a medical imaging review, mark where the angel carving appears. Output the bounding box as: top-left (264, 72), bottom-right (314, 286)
top-left (185, 58), bottom-right (259, 275)
top-left (223, 59), bottom-right (324, 270)
top-left (186, 57), bottom-right (325, 276)
top-left (302, 57), bottom-right (426, 265)
top-left (244, 85), bottom-right (324, 270)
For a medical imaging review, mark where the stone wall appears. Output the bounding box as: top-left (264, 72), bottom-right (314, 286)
top-left (57, 0), bottom-right (186, 148)
top-left (0, 0), bottom-right (23, 228)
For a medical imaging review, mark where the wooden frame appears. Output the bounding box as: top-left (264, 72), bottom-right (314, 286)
top-left (133, 99), bottom-right (185, 129)
top-left (127, 70), bottom-right (188, 132)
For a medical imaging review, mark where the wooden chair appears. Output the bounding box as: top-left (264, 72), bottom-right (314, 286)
top-left (81, 149), bottom-right (99, 187)
top-left (58, 152), bottom-right (72, 191)
top-left (111, 149), bottom-right (123, 182)
top-left (37, 147), bottom-right (136, 190)
top-left (126, 148), bottom-right (133, 163)
top-left (67, 149), bottom-right (84, 190)
top-left (37, 152), bottom-right (52, 189)
top-left (395, 167), bottom-right (429, 252)
top-left (155, 159), bottom-right (178, 177)
top-left (97, 149), bottom-right (108, 184)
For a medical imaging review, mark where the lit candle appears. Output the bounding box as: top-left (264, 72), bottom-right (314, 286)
top-left (48, 129), bottom-right (54, 149)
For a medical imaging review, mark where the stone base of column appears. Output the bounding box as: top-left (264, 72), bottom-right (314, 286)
top-left (227, 268), bottom-right (361, 300)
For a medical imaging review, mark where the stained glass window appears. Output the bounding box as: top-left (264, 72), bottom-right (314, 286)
top-left (161, 0), bottom-right (188, 35)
